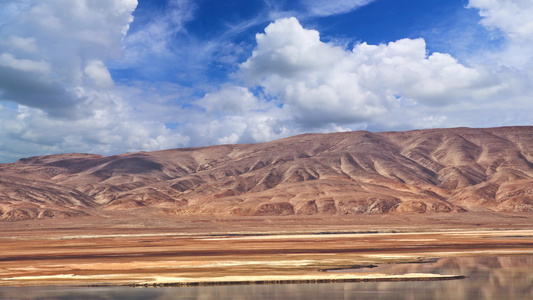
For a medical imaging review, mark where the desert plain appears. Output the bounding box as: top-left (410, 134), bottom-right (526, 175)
top-left (1, 211), bottom-right (533, 287)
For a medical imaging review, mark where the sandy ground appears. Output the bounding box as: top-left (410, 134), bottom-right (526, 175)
top-left (0, 211), bottom-right (532, 287)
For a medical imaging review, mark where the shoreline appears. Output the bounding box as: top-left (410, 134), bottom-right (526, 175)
top-left (0, 272), bottom-right (468, 288)
top-left (129, 273), bottom-right (467, 288)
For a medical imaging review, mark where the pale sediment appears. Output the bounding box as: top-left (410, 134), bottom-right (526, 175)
top-left (132, 273), bottom-right (467, 287)
top-left (1, 222), bottom-right (531, 288)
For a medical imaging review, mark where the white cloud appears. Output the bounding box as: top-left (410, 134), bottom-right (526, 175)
top-left (121, 0), bottom-right (196, 65)
top-left (3, 36), bottom-right (38, 53)
top-left (239, 115), bottom-right (292, 143)
top-left (24, 0), bottom-right (137, 60)
top-left (0, 91), bottom-right (189, 159)
top-left (462, 0), bottom-right (533, 128)
top-left (302, 0), bottom-right (376, 17)
top-left (468, 0), bottom-right (533, 41)
top-left (241, 17), bottom-right (499, 129)
top-left (468, 0), bottom-right (533, 68)
top-left (84, 60), bottom-right (114, 89)
top-left (188, 86), bottom-right (292, 146)
top-left (0, 1), bottom-right (194, 162)
top-left (0, 0), bottom-right (138, 116)
top-left (0, 53), bottom-right (51, 74)
top-left (199, 86), bottom-right (262, 115)
top-left (350, 39), bottom-right (498, 105)
top-left (242, 17), bottom-right (346, 83)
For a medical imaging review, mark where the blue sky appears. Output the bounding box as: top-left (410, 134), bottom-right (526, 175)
top-left (114, 0), bottom-right (485, 85)
top-left (0, 0), bottom-right (532, 162)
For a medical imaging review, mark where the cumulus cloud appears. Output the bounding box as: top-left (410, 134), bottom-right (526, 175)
top-left (181, 113), bottom-right (291, 147)
top-left (0, 1), bottom-right (192, 162)
top-left (2, 36), bottom-right (38, 54)
top-left (199, 86), bottom-right (260, 115)
top-left (84, 60), bottom-right (114, 89)
top-left (0, 94), bottom-right (189, 160)
top-left (241, 17), bottom-right (499, 129)
top-left (188, 86), bottom-right (292, 146)
top-left (0, 0), bottom-right (137, 116)
top-left (0, 53), bottom-right (51, 74)
top-left (349, 39), bottom-right (498, 104)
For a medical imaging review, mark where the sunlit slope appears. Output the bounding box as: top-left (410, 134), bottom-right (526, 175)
top-left (1, 126), bottom-right (532, 220)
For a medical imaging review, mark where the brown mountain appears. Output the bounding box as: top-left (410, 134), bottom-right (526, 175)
top-left (1, 126), bottom-right (532, 221)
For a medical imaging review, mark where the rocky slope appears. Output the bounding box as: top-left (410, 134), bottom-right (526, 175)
top-left (1, 126), bottom-right (532, 221)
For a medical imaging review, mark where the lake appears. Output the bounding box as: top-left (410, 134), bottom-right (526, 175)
top-left (1, 255), bottom-right (531, 299)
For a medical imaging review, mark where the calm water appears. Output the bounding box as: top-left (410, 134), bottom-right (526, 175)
top-left (1, 255), bottom-right (532, 300)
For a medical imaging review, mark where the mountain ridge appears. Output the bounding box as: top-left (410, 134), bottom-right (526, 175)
top-left (1, 126), bottom-right (532, 221)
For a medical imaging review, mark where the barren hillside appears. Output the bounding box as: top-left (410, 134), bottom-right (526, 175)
top-left (1, 126), bottom-right (532, 221)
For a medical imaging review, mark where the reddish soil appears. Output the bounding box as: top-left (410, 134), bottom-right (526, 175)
top-left (1, 212), bottom-right (532, 286)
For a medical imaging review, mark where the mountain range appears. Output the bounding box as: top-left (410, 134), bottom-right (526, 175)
top-left (1, 126), bottom-right (532, 221)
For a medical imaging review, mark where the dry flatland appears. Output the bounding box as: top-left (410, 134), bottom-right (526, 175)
top-left (1, 212), bottom-right (532, 287)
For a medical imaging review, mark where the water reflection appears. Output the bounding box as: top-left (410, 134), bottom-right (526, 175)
top-left (1, 255), bottom-right (532, 300)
